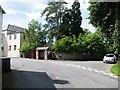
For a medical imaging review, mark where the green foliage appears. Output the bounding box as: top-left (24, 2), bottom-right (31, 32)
top-left (59, 1), bottom-right (83, 38)
top-left (84, 32), bottom-right (107, 55)
top-left (20, 19), bottom-right (48, 53)
top-left (88, 2), bottom-right (116, 35)
top-left (52, 35), bottom-right (73, 53)
top-left (41, 0), bottom-right (67, 40)
top-left (53, 29), bottom-right (107, 54)
top-left (112, 20), bottom-right (120, 54)
top-left (88, 2), bottom-right (120, 55)
top-left (110, 63), bottom-right (120, 76)
top-left (70, 1), bottom-right (83, 37)
top-left (42, 1), bottom-right (84, 40)
top-left (112, 3), bottom-right (120, 55)
top-left (19, 43), bottom-right (30, 53)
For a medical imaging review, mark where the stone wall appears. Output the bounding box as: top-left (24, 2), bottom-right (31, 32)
top-left (55, 53), bottom-right (104, 61)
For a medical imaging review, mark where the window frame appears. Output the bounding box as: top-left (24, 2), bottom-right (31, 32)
top-left (9, 45), bottom-right (11, 51)
top-left (14, 34), bottom-right (17, 39)
top-left (9, 35), bottom-right (12, 40)
top-left (14, 45), bottom-right (17, 50)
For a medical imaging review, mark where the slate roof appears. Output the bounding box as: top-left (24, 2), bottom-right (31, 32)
top-left (2, 24), bottom-right (24, 34)
top-left (7, 24), bottom-right (24, 32)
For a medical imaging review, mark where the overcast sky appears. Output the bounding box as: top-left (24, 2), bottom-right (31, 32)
top-left (0, 0), bottom-right (96, 33)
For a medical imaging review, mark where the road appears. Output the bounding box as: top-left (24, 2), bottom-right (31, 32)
top-left (3, 58), bottom-right (119, 89)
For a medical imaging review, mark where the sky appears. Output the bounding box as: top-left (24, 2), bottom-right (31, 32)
top-left (0, 0), bottom-right (96, 33)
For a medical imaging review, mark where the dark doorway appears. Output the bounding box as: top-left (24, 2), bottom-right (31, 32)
top-left (38, 50), bottom-right (44, 59)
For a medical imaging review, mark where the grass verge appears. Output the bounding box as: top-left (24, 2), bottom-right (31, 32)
top-left (110, 62), bottom-right (120, 76)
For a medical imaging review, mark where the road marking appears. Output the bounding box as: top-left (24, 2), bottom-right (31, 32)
top-left (49, 61), bottom-right (119, 79)
top-left (93, 69), bottom-right (100, 73)
top-left (101, 72), bottom-right (108, 76)
top-left (87, 67), bottom-right (93, 71)
top-left (81, 66), bottom-right (87, 70)
top-left (76, 65), bottom-right (81, 68)
top-left (99, 71), bottom-right (105, 73)
top-left (67, 64), bottom-right (70, 66)
top-left (71, 64), bottom-right (76, 67)
top-left (107, 73), bottom-right (114, 76)
top-left (59, 62), bottom-right (62, 64)
top-left (110, 75), bottom-right (118, 79)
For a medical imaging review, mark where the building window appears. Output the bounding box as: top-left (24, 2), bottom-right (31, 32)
top-left (14, 45), bottom-right (17, 50)
top-left (9, 35), bottom-right (12, 40)
top-left (14, 34), bottom-right (17, 39)
top-left (9, 45), bottom-right (11, 51)
top-left (23, 35), bottom-right (26, 40)
top-left (1, 47), bottom-right (4, 53)
top-left (1, 38), bottom-right (3, 44)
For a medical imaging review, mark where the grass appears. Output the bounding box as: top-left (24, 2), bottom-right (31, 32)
top-left (110, 62), bottom-right (120, 76)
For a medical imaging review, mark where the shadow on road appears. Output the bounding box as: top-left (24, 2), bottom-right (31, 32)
top-left (2, 69), bottom-right (69, 89)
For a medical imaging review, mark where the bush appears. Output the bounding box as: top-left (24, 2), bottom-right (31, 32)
top-left (19, 42), bottom-right (30, 53)
top-left (52, 36), bottom-right (74, 53)
top-left (53, 31), bottom-right (108, 55)
top-left (19, 42), bottom-right (36, 53)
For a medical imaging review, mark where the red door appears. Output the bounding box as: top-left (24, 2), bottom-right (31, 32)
top-left (31, 49), bottom-right (35, 59)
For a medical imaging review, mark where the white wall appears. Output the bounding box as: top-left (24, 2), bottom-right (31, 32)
top-left (0, 8), bottom-right (3, 90)
top-left (1, 31), bottom-right (8, 57)
top-left (7, 33), bottom-right (21, 57)
top-left (0, 10), bottom-right (3, 56)
top-left (1, 31), bottom-right (25, 57)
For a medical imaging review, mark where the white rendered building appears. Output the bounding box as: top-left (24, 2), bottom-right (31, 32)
top-left (1, 24), bottom-right (26, 57)
top-left (0, 6), bottom-right (5, 57)
top-left (0, 6), bottom-right (5, 90)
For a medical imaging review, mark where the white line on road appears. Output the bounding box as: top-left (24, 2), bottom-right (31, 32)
top-left (87, 67), bottom-right (93, 71)
top-left (71, 64), bottom-right (76, 67)
top-left (76, 65), bottom-right (81, 68)
top-left (93, 69), bottom-right (100, 73)
top-left (49, 61), bottom-right (118, 79)
top-left (81, 66), bottom-right (87, 70)
top-left (67, 64), bottom-right (70, 66)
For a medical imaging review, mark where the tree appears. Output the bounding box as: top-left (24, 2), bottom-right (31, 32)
top-left (59, 9), bottom-right (72, 38)
top-left (59, 1), bottom-right (84, 38)
top-left (53, 29), bottom-right (107, 54)
top-left (112, 3), bottom-right (120, 54)
top-left (20, 19), bottom-right (48, 53)
top-left (70, 1), bottom-right (83, 37)
top-left (52, 35), bottom-right (73, 53)
top-left (41, 0), bottom-right (67, 40)
top-left (88, 2), bottom-right (120, 55)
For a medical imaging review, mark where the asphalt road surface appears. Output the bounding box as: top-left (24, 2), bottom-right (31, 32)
top-left (3, 58), bottom-right (119, 89)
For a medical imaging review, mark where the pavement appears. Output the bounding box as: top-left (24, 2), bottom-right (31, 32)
top-left (2, 58), bottom-right (119, 89)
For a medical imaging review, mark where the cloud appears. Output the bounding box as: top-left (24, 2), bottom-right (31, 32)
top-left (5, 9), bottom-right (16, 14)
top-left (81, 18), bottom-right (96, 33)
top-left (0, 0), bottom-right (48, 24)
top-left (3, 13), bottom-right (29, 28)
top-left (33, 3), bottom-right (48, 10)
top-left (0, 0), bottom-right (49, 3)
top-left (1, 0), bottom-right (95, 32)
top-left (0, 0), bottom-right (48, 13)
top-left (26, 11), bottom-right (41, 20)
top-left (64, 0), bottom-right (90, 9)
